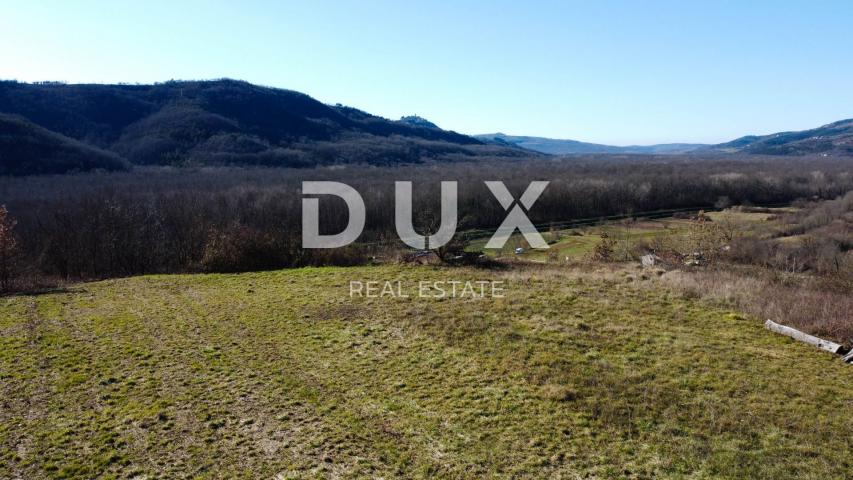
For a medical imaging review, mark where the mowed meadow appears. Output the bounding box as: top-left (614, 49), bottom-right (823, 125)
top-left (1, 264), bottom-right (851, 479)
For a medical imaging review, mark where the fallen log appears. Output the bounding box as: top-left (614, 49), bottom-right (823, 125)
top-left (764, 319), bottom-right (844, 354)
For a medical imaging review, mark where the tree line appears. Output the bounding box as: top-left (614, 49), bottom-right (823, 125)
top-left (1, 155), bottom-right (851, 291)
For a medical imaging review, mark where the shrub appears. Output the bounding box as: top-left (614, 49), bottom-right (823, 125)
top-left (590, 232), bottom-right (616, 262)
top-left (201, 225), bottom-right (297, 273)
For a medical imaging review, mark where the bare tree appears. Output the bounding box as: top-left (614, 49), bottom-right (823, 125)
top-left (0, 205), bottom-right (19, 291)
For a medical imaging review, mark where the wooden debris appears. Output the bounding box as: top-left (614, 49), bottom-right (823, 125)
top-left (764, 319), bottom-right (843, 354)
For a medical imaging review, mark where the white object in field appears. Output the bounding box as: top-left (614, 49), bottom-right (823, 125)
top-left (514, 247), bottom-right (524, 254)
top-left (844, 350), bottom-right (853, 364)
top-left (640, 254), bottom-right (660, 267)
top-left (764, 319), bottom-right (843, 354)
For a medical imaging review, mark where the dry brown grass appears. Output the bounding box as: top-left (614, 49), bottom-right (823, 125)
top-left (512, 259), bottom-right (852, 348)
top-left (658, 268), bottom-right (853, 347)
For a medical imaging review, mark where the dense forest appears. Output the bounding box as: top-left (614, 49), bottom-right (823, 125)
top-left (1, 154), bottom-right (851, 288)
top-left (1, 81), bottom-right (851, 288)
top-left (0, 113), bottom-right (129, 175)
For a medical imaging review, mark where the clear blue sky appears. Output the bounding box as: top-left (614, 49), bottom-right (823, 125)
top-left (1, 0), bottom-right (852, 145)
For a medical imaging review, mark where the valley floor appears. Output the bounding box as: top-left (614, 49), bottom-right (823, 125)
top-left (1, 264), bottom-right (851, 479)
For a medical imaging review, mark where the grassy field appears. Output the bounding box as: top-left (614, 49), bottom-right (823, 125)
top-left (470, 208), bottom-right (795, 262)
top-left (1, 264), bottom-right (852, 479)
top-left (467, 219), bottom-right (690, 261)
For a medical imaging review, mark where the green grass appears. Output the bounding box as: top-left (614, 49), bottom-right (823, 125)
top-left (471, 207), bottom-right (795, 262)
top-left (1, 264), bottom-right (851, 478)
top-left (469, 220), bottom-right (688, 261)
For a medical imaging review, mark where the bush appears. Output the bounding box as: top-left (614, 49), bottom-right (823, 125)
top-left (590, 232), bottom-right (616, 262)
top-left (201, 225), bottom-right (298, 273)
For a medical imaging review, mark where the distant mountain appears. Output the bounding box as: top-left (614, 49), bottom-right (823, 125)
top-left (703, 119), bottom-right (853, 156)
top-left (398, 115), bottom-right (439, 129)
top-left (0, 79), bottom-right (528, 175)
top-left (3, 79), bottom-right (848, 177)
top-left (0, 113), bottom-right (128, 175)
top-left (475, 133), bottom-right (706, 155)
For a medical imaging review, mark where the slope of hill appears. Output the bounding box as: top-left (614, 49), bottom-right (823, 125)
top-left (0, 113), bottom-right (129, 175)
top-left (705, 119), bottom-right (853, 155)
top-left (0, 80), bottom-right (527, 174)
top-left (398, 115), bottom-right (439, 129)
top-left (2, 264), bottom-right (851, 478)
top-left (476, 133), bottom-right (706, 155)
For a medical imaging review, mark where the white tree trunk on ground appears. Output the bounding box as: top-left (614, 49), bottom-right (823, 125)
top-left (764, 319), bottom-right (843, 354)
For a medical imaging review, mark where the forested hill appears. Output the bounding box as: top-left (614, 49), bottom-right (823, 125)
top-left (0, 79), bottom-right (529, 175)
top-left (702, 119), bottom-right (853, 156)
top-left (478, 120), bottom-right (853, 156)
top-left (476, 133), bottom-right (706, 155)
top-left (0, 113), bottom-right (129, 175)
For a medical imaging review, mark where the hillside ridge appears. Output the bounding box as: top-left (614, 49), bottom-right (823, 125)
top-left (0, 79), bottom-right (528, 174)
